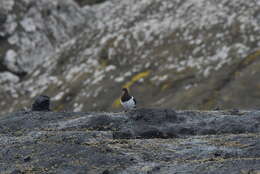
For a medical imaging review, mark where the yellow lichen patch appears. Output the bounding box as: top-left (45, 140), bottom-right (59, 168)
top-left (53, 104), bottom-right (64, 112)
top-left (241, 170), bottom-right (260, 174)
top-left (183, 157), bottom-right (226, 164)
top-left (141, 166), bottom-right (154, 172)
top-left (242, 49), bottom-right (260, 66)
top-left (222, 141), bottom-right (246, 147)
top-left (123, 71), bottom-right (151, 89)
top-left (100, 59), bottom-right (108, 68)
top-left (112, 70), bottom-right (151, 108)
top-left (112, 98), bottom-right (121, 108)
top-left (161, 83), bottom-right (170, 91)
top-left (209, 139), bottom-right (249, 148)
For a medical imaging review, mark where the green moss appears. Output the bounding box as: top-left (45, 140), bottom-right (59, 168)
top-left (97, 37), bottom-right (117, 68)
top-left (242, 49), bottom-right (260, 66)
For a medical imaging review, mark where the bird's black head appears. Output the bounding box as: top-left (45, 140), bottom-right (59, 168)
top-left (122, 88), bottom-right (128, 92)
top-left (122, 88), bottom-right (128, 94)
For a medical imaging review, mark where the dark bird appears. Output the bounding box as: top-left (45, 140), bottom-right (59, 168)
top-left (120, 88), bottom-right (136, 110)
top-left (31, 95), bottom-right (51, 111)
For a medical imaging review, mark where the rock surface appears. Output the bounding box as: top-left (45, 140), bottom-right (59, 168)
top-left (0, 0), bottom-right (91, 73)
top-left (1, 109), bottom-right (260, 173)
top-left (1, 0), bottom-right (260, 114)
top-left (31, 95), bottom-right (51, 111)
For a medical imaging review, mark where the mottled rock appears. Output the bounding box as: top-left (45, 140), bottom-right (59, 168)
top-left (0, 0), bottom-right (91, 74)
top-left (23, 156), bottom-right (31, 162)
top-left (10, 169), bottom-right (23, 174)
top-left (31, 95), bottom-right (50, 111)
top-left (0, 109), bottom-right (260, 173)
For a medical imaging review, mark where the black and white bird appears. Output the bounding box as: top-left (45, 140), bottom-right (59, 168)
top-left (120, 88), bottom-right (136, 110)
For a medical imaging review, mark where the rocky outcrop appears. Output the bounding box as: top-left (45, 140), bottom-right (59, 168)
top-left (0, 0), bottom-right (94, 114)
top-left (1, 0), bottom-right (260, 114)
top-left (0, 0), bottom-right (92, 76)
top-left (1, 109), bottom-right (260, 173)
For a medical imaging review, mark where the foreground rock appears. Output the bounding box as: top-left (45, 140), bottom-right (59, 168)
top-left (1, 109), bottom-right (260, 173)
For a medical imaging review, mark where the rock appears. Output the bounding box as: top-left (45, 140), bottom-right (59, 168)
top-left (10, 169), bottom-right (23, 174)
top-left (0, 72), bottom-right (19, 84)
top-left (0, 13), bottom-right (7, 25)
top-left (23, 156), bottom-right (31, 162)
top-left (31, 95), bottom-right (50, 111)
top-left (214, 106), bottom-right (221, 111)
top-left (229, 108), bottom-right (240, 115)
top-left (0, 0), bottom-right (91, 74)
top-left (102, 169), bottom-right (110, 174)
top-left (0, 109), bottom-right (260, 173)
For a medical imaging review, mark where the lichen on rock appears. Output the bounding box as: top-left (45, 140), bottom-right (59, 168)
top-left (1, 109), bottom-right (260, 173)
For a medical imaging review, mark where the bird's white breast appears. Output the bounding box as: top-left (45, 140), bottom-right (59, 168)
top-left (121, 97), bottom-right (136, 110)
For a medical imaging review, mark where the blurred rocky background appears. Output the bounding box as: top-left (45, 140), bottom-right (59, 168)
top-left (1, 0), bottom-right (260, 114)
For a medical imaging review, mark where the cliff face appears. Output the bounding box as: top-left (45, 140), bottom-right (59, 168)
top-left (1, 109), bottom-right (260, 173)
top-left (0, 0), bottom-right (91, 73)
top-left (0, 0), bottom-right (260, 114)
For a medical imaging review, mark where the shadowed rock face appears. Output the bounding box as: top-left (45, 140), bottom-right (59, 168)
top-left (1, 109), bottom-right (260, 173)
top-left (31, 95), bottom-right (51, 111)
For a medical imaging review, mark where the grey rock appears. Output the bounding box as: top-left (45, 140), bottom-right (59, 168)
top-left (0, 13), bottom-right (7, 25)
top-left (102, 169), bottom-right (110, 174)
top-left (0, 0), bottom-right (92, 74)
top-left (1, 109), bottom-right (260, 173)
top-left (23, 156), bottom-right (31, 162)
top-left (10, 169), bottom-right (23, 174)
top-left (31, 95), bottom-right (50, 111)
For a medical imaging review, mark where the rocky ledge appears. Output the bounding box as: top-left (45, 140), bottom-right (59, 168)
top-left (1, 109), bottom-right (260, 174)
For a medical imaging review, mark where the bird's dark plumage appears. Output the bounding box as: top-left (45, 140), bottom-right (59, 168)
top-left (133, 98), bottom-right (137, 105)
top-left (121, 88), bottom-right (132, 102)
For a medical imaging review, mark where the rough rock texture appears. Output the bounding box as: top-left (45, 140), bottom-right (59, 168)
top-left (31, 95), bottom-right (51, 111)
top-left (1, 109), bottom-right (260, 173)
top-left (1, 0), bottom-right (260, 114)
top-left (0, 0), bottom-right (92, 76)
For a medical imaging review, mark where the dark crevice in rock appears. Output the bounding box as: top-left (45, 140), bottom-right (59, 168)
top-left (0, 62), bottom-right (8, 72)
top-left (0, 63), bottom-right (27, 79)
top-left (0, 34), bottom-right (27, 79)
top-left (0, 34), bottom-right (9, 63)
top-left (74, 0), bottom-right (107, 6)
top-left (0, 16), bottom-right (7, 25)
